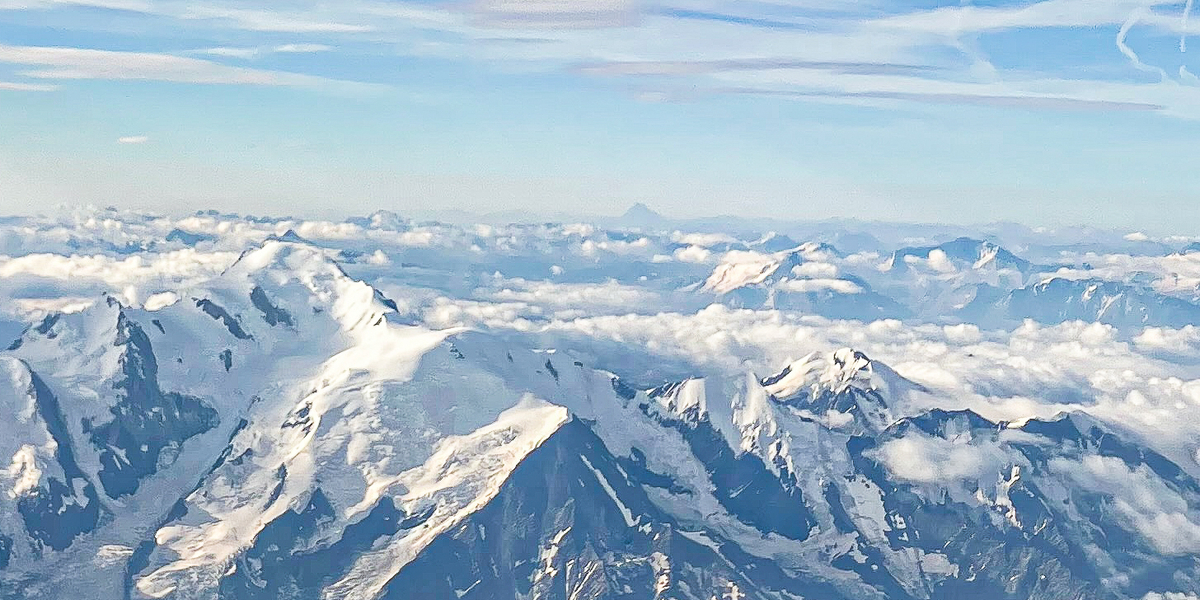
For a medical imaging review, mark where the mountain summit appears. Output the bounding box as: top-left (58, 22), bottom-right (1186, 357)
top-left (618, 202), bottom-right (665, 227)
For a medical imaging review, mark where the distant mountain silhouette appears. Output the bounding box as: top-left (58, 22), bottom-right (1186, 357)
top-left (618, 202), bottom-right (665, 228)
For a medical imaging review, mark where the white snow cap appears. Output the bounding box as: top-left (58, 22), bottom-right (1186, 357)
top-left (763, 347), bottom-right (889, 400)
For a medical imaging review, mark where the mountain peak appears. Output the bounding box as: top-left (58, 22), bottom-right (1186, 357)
top-left (228, 239), bottom-right (343, 278)
top-left (266, 229), bottom-right (309, 244)
top-left (762, 348), bottom-right (880, 400)
top-left (620, 202), bottom-right (664, 225)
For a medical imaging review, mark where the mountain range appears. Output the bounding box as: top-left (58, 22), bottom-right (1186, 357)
top-left (3, 237), bottom-right (1199, 600)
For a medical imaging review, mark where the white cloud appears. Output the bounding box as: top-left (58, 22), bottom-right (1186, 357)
top-left (143, 291), bottom-right (179, 311)
top-left (5, 445), bottom-right (45, 498)
top-left (0, 0), bottom-right (151, 9)
top-left (0, 80), bottom-right (57, 91)
top-left (117, 135), bottom-right (149, 144)
top-left (175, 5), bottom-right (373, 33)
top-left (482, 277), bottom-right (661, 315)
top-left (273, 43), bottom-right (333, 54)
top-left (3, 0), bottom-right (1193, 118)
top-left (1135, 326), bottom-right (1200, 356)
top-left (673, 245), bottom-right (712, 264)
top-left (0, 44), bottom-right (380, 93)
top-left (670, 231), bottom-right (737, 247)
top-left (873, 433), bottom-right (1009, 484)
top-left (791, 262), bottom-right (838, 278)
top-left (196, 46), bottom-right (261, 59)
top-left (196, 43), bottom-right (334, 60)
top-left (1053, 454), bottom-right (1200, 555)
top-left (776, 278), bottom-right (862, 294)
top-left (473, 0), bottom-right (636, 28)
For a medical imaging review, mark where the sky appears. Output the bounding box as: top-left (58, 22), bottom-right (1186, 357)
top-left (2, 0), bottom-right (1200, 231)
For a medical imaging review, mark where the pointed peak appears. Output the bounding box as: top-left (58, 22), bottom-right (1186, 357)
top-left (620, 203), bottom-right (664, 224)
top-left (227, 239), bottom-right (345, 280)
top-left (749, 232), bottom-right (799, 253)
top-left (762, 348), bottom-right (876, 399)
top-left (265, 228), bottom-right (309, 244)
top-left (885, 408), bottom-right (996, 439)
top-left (793, 240), bottom-right (841, 257)
top-left (762, 347), bottom-right (925, 404)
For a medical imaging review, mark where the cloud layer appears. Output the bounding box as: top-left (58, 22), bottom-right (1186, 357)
top-left (2, 0), bottom-right (1200, 117)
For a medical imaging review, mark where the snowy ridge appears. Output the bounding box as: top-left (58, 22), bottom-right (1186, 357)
top-left (702, 252), bottom-right (793, 295)
top-left (762, 348), bottom-right (887, 400)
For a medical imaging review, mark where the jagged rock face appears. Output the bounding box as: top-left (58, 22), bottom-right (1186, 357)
top-left (87, 312), bottom-right (219, 499)
top-left (996, 278), bottom-right (1200, 329)
top-left (4, 242), bottom-right (1200, 600)
top-left (838, 410), bottom-right (1200, 600)
top-left (2, 362), bottom-right (103, 554)
top-left (377, 420), bottom-right (718, 600)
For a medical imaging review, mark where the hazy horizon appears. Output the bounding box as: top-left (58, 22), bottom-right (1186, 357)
top-left (5, 0), bottom-right (1200, 231)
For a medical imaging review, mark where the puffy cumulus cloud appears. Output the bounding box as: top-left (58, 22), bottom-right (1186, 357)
top-left (904, 248), bottom-right (957, 274)
top-left (143, 291), bottom-right (180, 311)
top-left (1135, 326), bottom-right (1200, 357)
top-left (670, 231), bottom-right (738, 247)
top-left (1009, 319), bottom-right (1120, 352)
top-left (0, 249), bottom-right (239, 316)
top-left (1053, 455), bottom-right (1200, 555)
top-left (791, 262), bottom-right (839, 279)
top-left (0, 250), bottom-right (237, 285)
top-left (1041, 251), bottom-right (1200, 296)
top-left (873, 434), bottom-right (1010, 484)
top-left (943, 323), bottom-right (982, 344)
top-left (364, 249), bottom-right (391, 266)
top-left (481, 277), bottom-right (663, 315)
top-left (422, 297), bottom-right (544, 331)
top-left (5, 445), bottom-right (46, 498)
top-left (575, 236), bottom-right (656, 258)
top-left (672, 245), bottom-right (712, 264)
top-left (776, 278), bottom-right (862, 294)
top-left (291, 221), bottom-right (365, 240)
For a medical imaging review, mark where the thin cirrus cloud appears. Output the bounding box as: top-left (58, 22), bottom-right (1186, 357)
top-left (575, 58), bottom-right (949, 77)
top-left (0, 0), bottom-right (375, 32)
top-left (117, 135), bottom-right (149, 144)
top-left (1, 0), bottom-right (1199, 118)
top-left (196, 43), bottom-right (333, 59)
top-left (175, 5), bottom-right (374, 33)
top-left (471, 0), bottom-right (638, 28)
top-left (0, 44), bottom-right (380, 93)
top-left (717, 87), bottom-right (1167, 113)
top-left (0, 80), bottom-right (58, 91)
top-left (0, 0), bottom-right (152, 9)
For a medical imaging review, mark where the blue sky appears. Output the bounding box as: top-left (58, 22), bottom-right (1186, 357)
top-left (2, 0), bottom-right (1200, 230)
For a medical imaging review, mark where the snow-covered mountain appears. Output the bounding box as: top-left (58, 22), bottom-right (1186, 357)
top-left (884, 238), bottom-right (1034, 275)
top-left (698, 245), bottom-right (910, 321)
top-left (3, 233), bottom-right (1200, 600)
top-left (965, 277), bottom-right (1200, 329)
